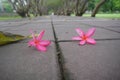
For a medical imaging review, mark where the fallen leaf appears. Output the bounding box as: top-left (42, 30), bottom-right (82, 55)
top-left (0, 31), bottom-right (25, 46)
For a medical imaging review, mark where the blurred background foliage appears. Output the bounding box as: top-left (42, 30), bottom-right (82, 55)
top-left (0, 0), bottom-right (120, 18)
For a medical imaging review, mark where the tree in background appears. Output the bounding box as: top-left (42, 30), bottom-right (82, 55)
top-left (8, 0), bottom-right (47, 17)
top-left (29, 0), bottom-right (46, 16)
top-left (75, 0), bottom-right (89, 16)
top-left (8, 0), bottom-right (30, 17)
top-left (62, 0), bottom-right (74, 16)
top-left (0, 0), bottom-right (13, 12)
top-left (56, 0), bottom-right (104, 17)
top-left (91, 0), bottom-right (106, 17)
top-left (46, 0), bottom-right (62, 15)
top-left (4, 0), bottom-right (120, 17)
top-left (101, 0), bottom-right (120, 13)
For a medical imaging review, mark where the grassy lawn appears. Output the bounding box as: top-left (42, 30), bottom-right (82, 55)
top-left (83, 13), bottom-right (120, 19)
top-left (0, 13), bottom-right (120, 20)
top-left (0, 16), bottom-right (21, 20)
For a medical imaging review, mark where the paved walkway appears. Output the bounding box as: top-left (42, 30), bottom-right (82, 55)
top-left (0, 16), bottom-right (120, 80)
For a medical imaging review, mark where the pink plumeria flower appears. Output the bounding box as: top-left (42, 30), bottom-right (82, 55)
top-left (72, 28), bottom-right (96, 45)
top-left (28, 30), bottom-right (51, 51)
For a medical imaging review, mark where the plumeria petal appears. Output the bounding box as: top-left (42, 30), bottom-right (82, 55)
top-left (30, 30), bottom-right (36, 40)
top-left (28, 30), bottom-right (51, 51)
top-left (40, 40), bottom-right (51, 46)
top-left (72, 36), bottom-right (81, 40)
top-left (36, 45), bottom-right (47, 51)
top-left (28, 40), bottom-right (35, 46)
top-left (37, 30), bottom-right (45, 40)
top-left (76, 28), bottom-right (84, 37)
top-left (79, 40), bottom-right (86, 45)
top-left (86, 28), bottom-right (96, 37)
top-left (86, 38), bottom-right (96, 44)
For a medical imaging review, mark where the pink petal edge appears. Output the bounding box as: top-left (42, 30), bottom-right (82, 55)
top-left (86, 28), bottom-right (96, 37)
top-left (72, 36), bottom-right (81, 40)
top-left (28, 40), bottom-right (35, 46)
top-left (36, 45), bottom-right (47, 51)
top-left (38, 30), bottom-right (45, 40)
top-left (79, 40), bottom-right (86, 45)
top-left (40, 40), bottom-right (51, 46)
top-left (86, 38), bottom-right (96, 44)
top-left (30, 30), bottom-right (36, 40)
top-left (76, 28), bottom-right (84, 37)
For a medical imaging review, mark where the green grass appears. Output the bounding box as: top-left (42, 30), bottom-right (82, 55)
top-left (0, 13), bottom-right (120, 20)
top-left (71, 13), bottom-right (120, 19)
top-left (0, 13), bottom-right (35, 21)
top-left (0, 16), bottom-right (21, 20)
top-left (83, 13), bottom-right (120, 19)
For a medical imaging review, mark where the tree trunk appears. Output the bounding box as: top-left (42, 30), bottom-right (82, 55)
top-left (8, 0), bottom-right (30, 18)
top-left (75, 0), bottom-right (88, 16)
top-left (91, 0), bottom-right (106, 17)
top-left (79, 0), bottom-right (88, 16)
top-left (17, 10), bottom-right (27, 17)
top-left (75, 0), bottom-right (80, 16)
top-left (65, 9), bottom-right (71, 16)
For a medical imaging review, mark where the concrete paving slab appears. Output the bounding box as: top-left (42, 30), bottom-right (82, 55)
top-left (0, 20), bottom-right (31, 28)
top-left (0, 42), bottom-right (60, 80)
top-left (0, 27), bottom-right (9, 31)
top-left (0, 16), bottom-right (51, 29)
top-left (53, 23), bottom-right (120, 41)
top-left (52, 16), bottom-right (111, 22)
top-left (79, 20), bottom-right (120, 33)
top-left (52, 20), bottom-right (84, 26)
top-left (32, 16), bottom-right (51, 22)
top-left (80, 20), bottom-right (120, 27)
top-left (52, 16), bottom-right (120, 33)
top-left (10, 22), bottom-right (52, 30)
top-left (59, 40), bottom-right (120, 80)
top-left (101, 26), bottom-right (120, 33)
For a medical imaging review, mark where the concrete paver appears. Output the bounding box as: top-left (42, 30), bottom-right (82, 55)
top-left (0, 42), bottom-right (60, 80)
top-left (0, 16), bottom-right (60, 80)
top-left (80, 20), bottom-right (120, 28)
top-left (59, 40), bottom-right (120, 80)
top-left (52, 16), bottom-right (110, 22)
top-left (53, 16), bottom-right (120, 80)
top-left (79, 20), bottom-right (120, 33)
top-left (5, 23), bottom-right (54, 40)
top-left (101, 26), bottom-right (120, 33)
top-left (53, 22), bottom-right (120, 41)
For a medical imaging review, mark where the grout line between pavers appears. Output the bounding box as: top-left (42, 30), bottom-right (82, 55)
top-left (57, 38), bottom-right (120, 42)
top-left (51, 16), bottom-right (69, 80)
